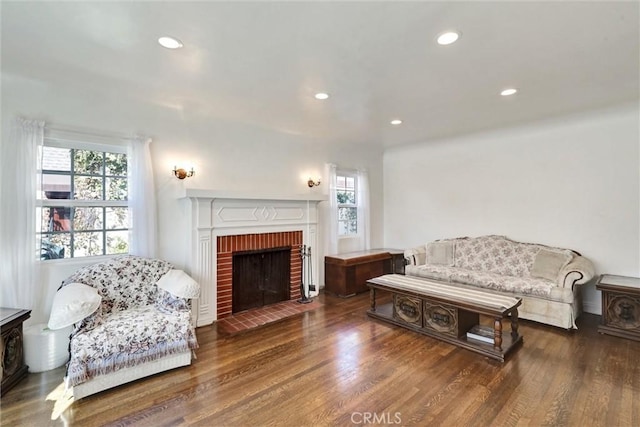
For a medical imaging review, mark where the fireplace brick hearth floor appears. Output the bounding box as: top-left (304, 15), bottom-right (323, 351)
top-left (216, 299), bottom-right (322, 334)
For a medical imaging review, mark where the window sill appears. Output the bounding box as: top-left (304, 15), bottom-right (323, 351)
top-left (39, 254), bottom-right (127, 267)
top-left (338, 235), bottom-right (361, 240)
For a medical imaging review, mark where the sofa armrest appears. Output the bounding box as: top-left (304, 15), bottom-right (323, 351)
top-left (559, 256), bottom-right (595, 289)
top-left (404, 246), bottom-right (426, 266)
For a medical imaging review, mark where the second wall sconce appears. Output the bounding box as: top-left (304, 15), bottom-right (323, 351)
top-left (173, 166), bottom-right (195, 179)
top-left (307, 178), bottom-right (321, 188)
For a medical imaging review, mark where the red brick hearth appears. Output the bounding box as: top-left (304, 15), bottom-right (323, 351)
top-left (216, 231), bottom-right (303, 318)
top-left (216, 299), bottom-right (321, 334)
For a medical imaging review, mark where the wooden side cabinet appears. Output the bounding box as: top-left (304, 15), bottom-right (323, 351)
top-left (325, 249), bottom-right (404, 297)
top-left (597, 275), bottom-right (640, 341)
top-left (1, 307), bottom-right (32, 396)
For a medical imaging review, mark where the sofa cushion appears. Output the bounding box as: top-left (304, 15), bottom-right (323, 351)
top-left (406, 264), bottom-right (574, 303)
top-left (426, 241), bottom-right (455, 266)
top-left (531, 249), bottom-right (572, 282)
top-left (405, 264), bottom-right (452, 282)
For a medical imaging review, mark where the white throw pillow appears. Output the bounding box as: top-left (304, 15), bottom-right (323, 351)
top-left (531, 249), bottom-right (573, 282)
top-left (426, 241), bottom-right (455, 266)
top-left (157, 269), bottom-right (200, 299)
top-left (48, 282), bottom-right (102, 330)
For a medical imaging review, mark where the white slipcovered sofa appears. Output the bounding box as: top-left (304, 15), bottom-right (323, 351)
top-left (48, 256), bottom-right (199, 399)
top-left (404, 235), bottom-right (595, 329)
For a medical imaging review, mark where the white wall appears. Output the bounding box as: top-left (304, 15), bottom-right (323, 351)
top-left (1, 73), bottom-right (384, 323)
top-left (384, 103), bottom-right (640, 314)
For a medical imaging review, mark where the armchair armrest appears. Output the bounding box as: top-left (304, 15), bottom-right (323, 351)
top-left (155, 270), bottom-right (199, 313)
top-left (156, 289), bottom-right (192, 312)
top-left (157, 269), bottom-right (200, 299)
top-left (404, 246), bottom-right (426, 266)
top-left (559, 256), bottom-right (595, 289)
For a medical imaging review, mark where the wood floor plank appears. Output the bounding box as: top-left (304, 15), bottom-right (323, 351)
top-left (2, 291), bottom-right (639, 426)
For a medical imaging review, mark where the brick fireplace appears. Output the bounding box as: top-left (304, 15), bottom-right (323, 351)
top-left (217, 231), bottom-right (303, 318)
top-left (182, 190), bottom-right (325, 326)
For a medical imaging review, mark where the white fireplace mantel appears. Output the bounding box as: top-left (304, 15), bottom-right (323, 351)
top-left (180, 188), bottom-right (327, 203)
top-left (182, 189), bottom-right (327, 326)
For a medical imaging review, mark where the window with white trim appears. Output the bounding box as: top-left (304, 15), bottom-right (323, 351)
top-left (336, 172), bottom-right (358, 236)
top-left (37, 139), bottom-right (129, 260)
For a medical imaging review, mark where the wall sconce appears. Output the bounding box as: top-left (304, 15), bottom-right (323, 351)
top-left (307, 178), bottom-right (321, 188)
top-left (173, 166), bottom-right (195, 180)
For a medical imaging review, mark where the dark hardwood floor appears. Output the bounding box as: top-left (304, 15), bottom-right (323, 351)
top-left (2, 291), bottom-right (639, 426)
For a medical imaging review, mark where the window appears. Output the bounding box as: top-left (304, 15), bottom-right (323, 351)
top-left (37, 140), bottom-right (129, 260)
top-left (336, 172), bottom-right (358, 236)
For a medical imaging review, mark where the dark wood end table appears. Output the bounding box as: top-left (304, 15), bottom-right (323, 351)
top-left (597, 274), bottom-right (640, 341)
top-left (1, 307), bottom-right (32, 396)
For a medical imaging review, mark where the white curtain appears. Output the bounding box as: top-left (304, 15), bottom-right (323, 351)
top-left (0, 118), bottom-right (44, 310)
top-left (128, 135), bottom-right (157, 258)
top-left (357, 169), bottom-right (371, 250)
top-left (324, 163), bottom-right (338, 257)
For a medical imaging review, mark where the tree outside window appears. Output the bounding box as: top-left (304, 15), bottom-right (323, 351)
top-left (337, 173), bottom-right (357, 236)
top-left (38, 144), bottom-right (129, 260)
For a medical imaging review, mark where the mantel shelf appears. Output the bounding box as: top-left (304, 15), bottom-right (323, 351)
top-left (180, 188), bottom-right (327, 202)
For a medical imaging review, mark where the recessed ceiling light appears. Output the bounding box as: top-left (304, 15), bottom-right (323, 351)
top-left (501, 88), bottom-right (518, 96)
top-left (158, 36), bottom-right (183, 49)
top-left (314, 93), bottom-right (329, 100)
top-left (437, 31), bottom-right (460, 46)
top-left (390, 119), bottom-right (403, 125)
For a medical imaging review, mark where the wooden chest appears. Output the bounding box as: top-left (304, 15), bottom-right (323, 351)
top-left (324, 249), bottom-right (404, 297)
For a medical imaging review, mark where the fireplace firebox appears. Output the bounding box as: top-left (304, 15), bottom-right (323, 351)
top-left (232, 247), bottom-right (291, 313)
top-left (217, 231), bottom-right (303, 319)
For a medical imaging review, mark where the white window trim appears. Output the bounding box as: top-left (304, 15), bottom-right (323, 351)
top-left (44, 137), bottom-right (127, 155)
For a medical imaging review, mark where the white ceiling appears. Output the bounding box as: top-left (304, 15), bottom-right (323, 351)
top-left (2, 1), bottom-right (639, 147)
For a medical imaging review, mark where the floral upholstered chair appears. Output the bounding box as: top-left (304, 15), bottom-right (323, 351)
top-left (48, 255), bottom-right (199, 399)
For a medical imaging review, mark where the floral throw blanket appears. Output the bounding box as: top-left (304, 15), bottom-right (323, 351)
top-left (62, 255), bottom-right (198, 387)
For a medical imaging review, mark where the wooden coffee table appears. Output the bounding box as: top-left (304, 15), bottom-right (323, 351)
top-left (366, 274), bottom-right (523, 361)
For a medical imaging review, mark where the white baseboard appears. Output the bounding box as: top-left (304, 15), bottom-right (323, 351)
top-left (583, 300), bottom-right (601, 315)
